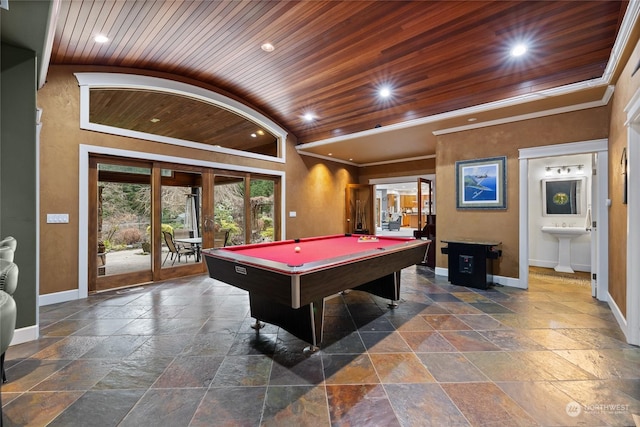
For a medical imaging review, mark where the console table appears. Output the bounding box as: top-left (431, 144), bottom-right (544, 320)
top-left (441, 238), bottom-right (502, 289)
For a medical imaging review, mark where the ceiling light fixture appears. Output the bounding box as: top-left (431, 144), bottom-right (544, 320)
top-left (261, 43), bottom-right (275, 52)
top-left (510, 43), bottom-right (527, 57)
top-left (303, 113), bottom-right (315, 122)
top-left (379, 87), bottom-right (391, 98)
top-left (150, 118), bottom-right (160, 123)
top-left (251, 133), bottom-right (257, 138)
top-left (94, 34), bottom-right (109, 43)
top-left (548, 164), bottom-right (584, 175)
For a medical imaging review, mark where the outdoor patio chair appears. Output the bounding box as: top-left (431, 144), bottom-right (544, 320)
top-left (162, 231), bottom-right (195, 266)
top-left (214, 229), bottom-right (230, 248)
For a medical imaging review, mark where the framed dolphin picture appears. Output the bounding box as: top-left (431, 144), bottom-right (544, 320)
top-left (456, 156), bottom-right (507, 209)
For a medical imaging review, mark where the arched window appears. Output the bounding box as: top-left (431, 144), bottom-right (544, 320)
top-left (75, 73), bottom-right (288, 162)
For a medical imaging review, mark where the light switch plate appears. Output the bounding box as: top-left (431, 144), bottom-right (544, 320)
top-left (47, 214), bottom-right (69, 223)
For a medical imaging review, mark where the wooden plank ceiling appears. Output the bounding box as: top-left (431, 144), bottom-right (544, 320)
top-left (51, 0), bottom-right (628, 162)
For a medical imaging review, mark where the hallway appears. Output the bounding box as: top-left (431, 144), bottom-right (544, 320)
top-left (2, 266), bottom-right (639, 426)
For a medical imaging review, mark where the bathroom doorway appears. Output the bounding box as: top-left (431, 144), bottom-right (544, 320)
top-left (519, 140), bottom-right (608, 300)
top-left (527, 154), bottom-right (593, 287)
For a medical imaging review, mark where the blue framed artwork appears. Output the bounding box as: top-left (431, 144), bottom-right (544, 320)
top-left (456, 156), bottom-right (507, 209)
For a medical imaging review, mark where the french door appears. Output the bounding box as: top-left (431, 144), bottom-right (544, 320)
top-left (89, 157), bottom-right (154, 292)
top-left (213, 172), bottom-right (280, 246)
top-left (89, 155), bottom-right (280, 292)
top-left (417, 178), bottom-right (433, 230)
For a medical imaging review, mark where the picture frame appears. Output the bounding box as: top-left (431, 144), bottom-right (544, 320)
top-left (456, 156), bottom-right (507, 209)
top-left (541, 177), bottom-right (586, 216)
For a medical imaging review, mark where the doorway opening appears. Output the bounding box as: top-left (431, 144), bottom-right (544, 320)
top-left (519, 139), bottom-right (608, 299)
top-left (527, 154), bottom-right (593, 288)
top-left (372, 176), bottom-right (435, 237)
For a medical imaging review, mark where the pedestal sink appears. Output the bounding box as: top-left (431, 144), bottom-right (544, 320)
top-left (541, 226), bottom-right (589, 273)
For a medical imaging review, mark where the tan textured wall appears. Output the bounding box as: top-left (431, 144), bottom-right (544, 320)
top-left (607, 38), bottom-right (640, 317)
top-left (436, 107), bottom-right (609, 279)
top-left (38, 66), bottom-right (356, 295)
top-left (358, 158), bottom-right (436, 184)
top-left (285, 146), bottom-right (358, 238)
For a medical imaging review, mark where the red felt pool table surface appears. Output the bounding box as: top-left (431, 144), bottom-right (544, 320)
top-left (204, 234), bottom-right (419, 274)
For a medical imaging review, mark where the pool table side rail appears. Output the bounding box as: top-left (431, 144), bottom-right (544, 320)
top-left (296, 243), bottom-right (427, 306)
top-left (201, 238), bottom-right (427, 276)
top-left (203, 240), bottom-right (429, 308)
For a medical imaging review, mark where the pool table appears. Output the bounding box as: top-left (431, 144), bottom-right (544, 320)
top-left (202, 234), bottom-right (429, 348)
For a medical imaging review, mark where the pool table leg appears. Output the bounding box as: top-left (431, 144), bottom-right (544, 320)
top-left (248, 293), bottom-right (326, 351)
top-left (308, 298), bottom-right (324, 351)
top-left (251, 319), bottom-right (265, 330)
top-left (388, 271), bottom-right (401, 308)
top-left (386, 272), bottom-right (400, 308)
top-left (353, 271), bottom-right (402, 309)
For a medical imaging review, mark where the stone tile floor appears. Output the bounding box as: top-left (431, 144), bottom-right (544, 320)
top-left (2, 266), bottom-right (639, 426)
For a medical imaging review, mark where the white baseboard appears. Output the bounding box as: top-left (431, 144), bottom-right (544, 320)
top-left (10, 325), bottom-right (39, 346)
top-left (493, 274), bottom-right (525, 289)
top-left (9, 291), bottom-right (80, 347)
top-left (39, 289), bottom-right (79, 306)
top-left (529, 259), bottom-right (557, 269)
top-left (529, 259), bottom-right (591, 273)
top-left (607, 291), bottom-right (633, 344)
top-left (434, 266), bottom-right (448, 277)
top-left (433, 267), bottom-right (523, 289)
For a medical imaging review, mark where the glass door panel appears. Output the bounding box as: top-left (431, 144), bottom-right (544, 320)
top-left (160, 169), bottom-right (203, 268)
top-left (214, 175), bottom-right (246, 246)
top-left (417, 178), bottom-right (432, 230)
top-left (249, 178), bottom-right (275, 243)
top-left (93, 159), bottom-right (153, 291)
top-left (417, 177), bottom-right (435, 267)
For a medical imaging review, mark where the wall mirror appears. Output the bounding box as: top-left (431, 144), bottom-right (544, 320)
top-left (541, 177), bottom-right (586, 216)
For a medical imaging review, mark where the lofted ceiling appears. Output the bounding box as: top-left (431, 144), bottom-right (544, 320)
top-left (3, 1), bottom-right (638, 165)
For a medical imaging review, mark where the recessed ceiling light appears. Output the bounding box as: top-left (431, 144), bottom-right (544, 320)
top-left (303, 113), bottom-right (315, 122)
top-left (328, 153), bottom-right (333, 156)
top-left (94, 34), bottom-right (109, 43)
top-left (510, 43), bottom-right (527, 57)
top-left (256, 130), bottom-right (265, 135)
top-left (379, 87), bottom-right (391, 98)
top-left (250, 133), bottom-right (257, 138)
top-left (261, 43), bottom-right (275, 52)
top-left (150, 118), bottom-right (160, 123)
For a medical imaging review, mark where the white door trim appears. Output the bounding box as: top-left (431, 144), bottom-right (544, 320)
top-left (624, 90), bottom-right (640, 346)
